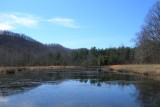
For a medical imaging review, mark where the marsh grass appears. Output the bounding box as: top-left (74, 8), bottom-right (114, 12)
top-left (106, 64), bottom-right (160, 81)
top-left (0, 66), bottom-right (98, 74)
top-left (0, 66), bottom-right (75, 73)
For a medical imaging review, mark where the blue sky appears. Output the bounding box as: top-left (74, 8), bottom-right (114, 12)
top-left (0, 0), bottom-right (157, 49)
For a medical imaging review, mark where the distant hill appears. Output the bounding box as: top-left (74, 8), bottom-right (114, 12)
top-left (0, 30), bottom-right (72, 66)
top-left (0, 31), bottom-right (72, 54)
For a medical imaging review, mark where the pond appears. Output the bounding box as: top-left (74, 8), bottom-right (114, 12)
top-left (0, 70), bottom-right (159, 107)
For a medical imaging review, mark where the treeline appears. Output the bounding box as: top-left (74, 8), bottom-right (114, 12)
top-left (71, 47), bottom-right (134, 66)
top-left (0, 31), bottom-right (134, 66)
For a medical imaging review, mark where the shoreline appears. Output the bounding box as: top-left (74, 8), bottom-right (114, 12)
top-left (0, 65), bottom-right (160, 81)
top-left (103, 64), bottom-right (160, 81)
top-left (0, 66), bottom-right (100, 73)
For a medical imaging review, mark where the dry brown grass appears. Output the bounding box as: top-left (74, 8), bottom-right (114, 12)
top-left (0, 66), bottom-right (99, 74)
top-left (104, 64), bottom-right (160, 81)
top-left (0, 66), bottom-right (79, 73)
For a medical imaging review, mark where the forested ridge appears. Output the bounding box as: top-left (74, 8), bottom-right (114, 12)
top-left (0, 31), bottom-right (72, 66)
top-left (0, 1), bottom-right (160, 67)
top-left (0, 30), bottom-right (134, 66)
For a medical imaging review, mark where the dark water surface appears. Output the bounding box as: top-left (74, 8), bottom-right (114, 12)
top-left (0, 70), bottom-right (159, 107)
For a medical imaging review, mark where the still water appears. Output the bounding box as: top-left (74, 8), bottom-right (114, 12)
top-left (0, 70), bottom-right (159, 107)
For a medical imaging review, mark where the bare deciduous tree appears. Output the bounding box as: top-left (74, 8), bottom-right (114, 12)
top-left (135, 1), bottom-right (160, 63)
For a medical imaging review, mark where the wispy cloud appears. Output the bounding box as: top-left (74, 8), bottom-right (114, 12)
top-left (0, 13), bottom-right (80, 30)
top-left (0, 13), bottom-right (38, 30)
top-left (48, 18), bottom-right (79, 28)
top-left (0, 23), bottom-right (13, 30)
top-left (8, 14), bottom-right (38, 27)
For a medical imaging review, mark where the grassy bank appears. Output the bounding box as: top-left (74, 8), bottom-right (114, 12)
top-left (103, 64), bottom-right (160, 81)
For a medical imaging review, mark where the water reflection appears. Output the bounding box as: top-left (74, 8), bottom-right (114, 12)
top-left (134, 80), bottom-right (160, 107)
top-left (0, 70), bottom-right (159, 107)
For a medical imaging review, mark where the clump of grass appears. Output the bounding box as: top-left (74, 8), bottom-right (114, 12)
top-left (6, 69), bottom-right (15, 74)
top-left (17, 67), bottom-right (27, 71)
top-left (17, 68), bottom-right (23, 71)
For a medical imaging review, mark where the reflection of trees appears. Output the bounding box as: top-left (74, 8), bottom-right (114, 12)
top-left (76, 72), bottom-right (138, 87)
top-left (134, 80), bottom-right (160, 107)
top-left (79, 79), bottom-right (88, 83)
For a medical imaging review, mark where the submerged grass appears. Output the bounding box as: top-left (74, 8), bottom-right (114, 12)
top-left (104, 64), bottom-right (160, 81)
